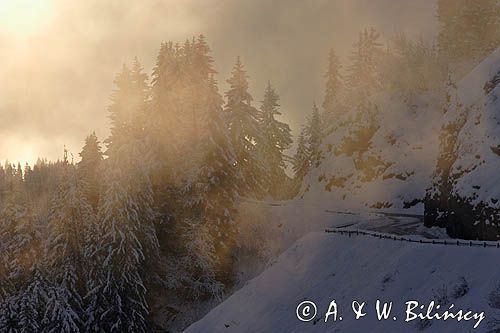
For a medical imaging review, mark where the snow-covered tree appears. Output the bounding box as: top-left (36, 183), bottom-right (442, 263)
top-left (106, 58), bottom-right (149, 155)
top-left (258, 81), bottom-right (292, 198)
top-left (322, 49), bottom-right (344, 126)
top-left (348, 27), bottom-right (383, 107)
top-left (0, 179), bottom-right (45, 331)
top-left (292, 128), bottom-right (310, 181)
top-left (224, 57), bottom-right (264, 197)
top-left (18, 267), bottom-right (49, 332)
top-left (305, 102), bottom-right (322, 167)
top-left (380, 33), bottom-right (445, 99)
top-left (148, 41), bottom-right (182, 170)
top-left (43, 165), bottom-right (95, 332)
top-left (147, 42), bottom-right (184, 234)
top-left (0, 189), bottom-right (37, 289)
top-left (437, 0), bottom-right (500, 71)
top-left (88, 138), bottom-right (159, 332)
top-left (78, 132), bottom-right (103, 210)
top-left (84, 55), bottom-right (160, 331)
top-left (181, 75), bottom-right (240, 288)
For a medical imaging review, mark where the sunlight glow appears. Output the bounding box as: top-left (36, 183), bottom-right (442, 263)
top-left (0, 0), bottom-right (55, 37)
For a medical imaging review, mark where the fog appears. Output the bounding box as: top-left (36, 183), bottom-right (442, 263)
top-left (0, 0), bottom-right (437, 164)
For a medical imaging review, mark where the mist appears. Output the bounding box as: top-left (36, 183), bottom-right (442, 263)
top-left (0, 0), bottom-right (437, 164)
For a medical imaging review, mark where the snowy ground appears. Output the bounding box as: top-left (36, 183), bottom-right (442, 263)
top-left (186, 230), bottom-right (500, 333)
top-left (185, 200), bottom-right (500, 333)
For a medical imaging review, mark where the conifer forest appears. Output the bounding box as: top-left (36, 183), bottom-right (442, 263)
top-left (1, 0), bottom-right (500, 332)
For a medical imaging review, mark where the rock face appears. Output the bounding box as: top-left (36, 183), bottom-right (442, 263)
top-left (425, 47), bottom-right (500, 240)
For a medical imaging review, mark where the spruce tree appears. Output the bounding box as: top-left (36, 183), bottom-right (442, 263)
top-left (345, 28), bottom-right (382, 154)
top-left (258, 81), bottom-right (292, 198)
top-left (0, 182), bottom-right (43, 331)
top-left (89, 138), bottom-right (159, 332)
top-left (305, 102), bottom-right (322, 166)
top-left (18, 267), bottom-right (48, 332)
top-left (147, 42), bottom-right (182, 234)
top-left (148, 41), bottom-right (182, 167)
top-left (348, 27), bottom-right (383, 107)
top-left (43, 165), bottom-right (94, 332)
top-left (438, 0), bottom-right (500, 70)
top-left (0, 190), bottom-right (37, 291)
top-left (292, 128), bottom-right (309, 180)
top-left (106, 58), bottom-right (149, 153)
top-left (322, 48), bottom-right (344, 124)
top-left (86, 58), bottom-right (160, 332)
top-left (183, 75), bottom-right (240, 289)
top-left (77, 132), bottom-right (103, 210)
top-left (224, 57), bottom-right (264, 197)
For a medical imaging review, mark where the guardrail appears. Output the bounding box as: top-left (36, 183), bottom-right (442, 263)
top-left (324, 228), bottom-right (500, 248)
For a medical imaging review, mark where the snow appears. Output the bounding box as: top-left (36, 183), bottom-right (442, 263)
top-left (297, 45), bottom-right (500, 216)
top-left (300, 85), bottom-right (443, 213)
top-left (186, 230), bottom-right (500, 333)
top-left (456, 47), bottom-right (500, 107)
top-left (450, 47), bottom-right (500, 208)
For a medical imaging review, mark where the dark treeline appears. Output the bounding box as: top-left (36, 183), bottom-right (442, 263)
top-left (0, 36), bottom-right (293, 332)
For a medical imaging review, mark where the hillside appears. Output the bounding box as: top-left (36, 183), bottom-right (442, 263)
top-left (426, 47), bottom-right (500, 239)
top-left (299, 46), bottom-right (500, 239)
top-left (186, 231), bottom-right (500, 333)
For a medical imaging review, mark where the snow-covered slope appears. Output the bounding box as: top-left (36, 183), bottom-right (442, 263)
top-left (186, 232), bottom-right (500, 333)
top-left (451, 47), bottom-right (500, 208)
top-left (300, 46), bottom-right (500, 238)
top-left (424, 47), bottom-right (500, 239)
top-left (300, 79), bottom-right (443, 213)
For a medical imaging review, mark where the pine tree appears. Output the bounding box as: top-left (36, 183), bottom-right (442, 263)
top-left (322, 49), bottom-right (344, 124)
top-left (89, 138), bottom-right (159, 332)
top-left (106, 59), bottom-right (149, 154)
top-left (305, 102), bottom-right (322, 166)
top-left (77, 132), bottom-right (103, 210)
top-left (348, 27), bottom-right (383, 107)
top-left (43, 165), bottom-right (94, 332)
top-left (437, 0), bottom-right (500, 71)
top-left (224, 57), bottom-right (264, 197)
top-left (0, 182), bottom-right (42, 331)
top-left (181, 75), bottom-right (240, 289)
top-left (18, 267), bottom-right (48, 332)
top-left (258, 81), bottom-right (292, 198)
top-left (147, 42), bottom-right (183, 233)
top-left (148, 41), bottom-right (182, 169)
top-left (86, 60), bottom-right (160, 331)
top-left (343, 28), bottom-right (382, 158)
top-left (292, 128), bottom-right (309, 180)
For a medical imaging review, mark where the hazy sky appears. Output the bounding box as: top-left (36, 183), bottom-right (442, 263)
top-left (0, 0), bottom-right (437, 164)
